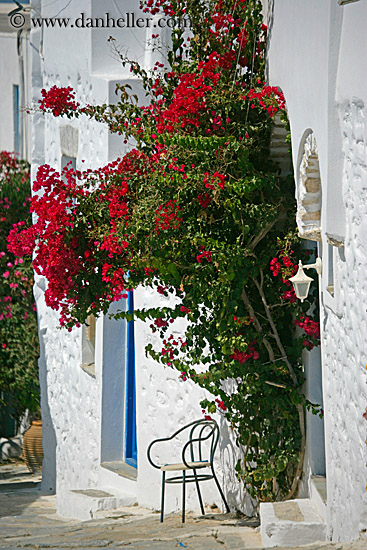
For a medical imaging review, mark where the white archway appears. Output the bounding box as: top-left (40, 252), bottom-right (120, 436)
top-left (296, 131), bottom-right (322, 242)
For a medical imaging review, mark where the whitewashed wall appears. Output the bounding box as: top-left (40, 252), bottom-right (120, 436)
top-left (31, 0), bottom-right (109, 496)
top-left (266, 0), bottom-right (367, 542)
top-left (0, 19), bottom-right (31, 159)
top-left (32, 0), bottom-right (250, 518)
top-left (0, 32), bottom-right (18, 153)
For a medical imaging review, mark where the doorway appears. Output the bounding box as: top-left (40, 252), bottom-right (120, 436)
top-left (124, 290), bottom-right (137, 468)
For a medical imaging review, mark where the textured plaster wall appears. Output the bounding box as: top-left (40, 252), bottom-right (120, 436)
top-left (35, 271), bottom-right (101, 495)
top-left (31, 0), bottom-right (114, 496)
top-left (320, 99), bottom-right (367, 541)
top-left (266, 0), bottom-right (367, 542)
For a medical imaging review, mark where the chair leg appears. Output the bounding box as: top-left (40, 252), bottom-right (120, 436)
top-left (160, 471), bottom-right (166, 523)
top-left (193, 469), bottom-right (205, 516)
top-left (212, 468), bottom-right (230, 513)
top-left (182, 470), bottom-right (186, 523)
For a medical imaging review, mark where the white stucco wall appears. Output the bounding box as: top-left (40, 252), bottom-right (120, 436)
top-left (0, 32), bottom-right (18, 153)
top-left (321, 98), bottom-right (367, 542)
top-left (0, 0), bottom-right (31, 160)
top-left (267, 0), bottom-right (367, 541)
top-left (0, 29), bottom-right (31, 159)
top-left (31, 0), bottom-right (111, 497)
top-left (32, 0), bottom-right (252, 519)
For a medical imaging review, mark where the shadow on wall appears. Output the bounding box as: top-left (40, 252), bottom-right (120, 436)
top-left (34, 276), bottom-right (57, 495)
top-left (218, 417), bottom-right (257, 517)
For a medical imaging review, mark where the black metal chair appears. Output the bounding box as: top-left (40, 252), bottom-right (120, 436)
top-left (147, 418), bottom-right (230, 523)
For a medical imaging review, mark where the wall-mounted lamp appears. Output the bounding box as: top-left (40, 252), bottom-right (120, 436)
top-left (289, 258), bottom-right (322, 302)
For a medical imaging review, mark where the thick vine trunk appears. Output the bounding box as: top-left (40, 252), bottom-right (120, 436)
top-left (241, 279), bottom-right (306, 500)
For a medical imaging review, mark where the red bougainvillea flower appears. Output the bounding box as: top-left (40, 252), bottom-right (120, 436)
top-left (282, 288), bottom-right (297, 303)
top-left (270, 257), bottom-right (281, 277)
top-left (215, 398), bottom-right (227, 411)
top-left (154, 200), bottom-right (182, 232)
top-left (294, 315), bottom-right (320, 339)
top-left (231, 340), bottom-right (259, 363)
top-left (196, 246), bottom-right (212, 263)
top-left (197, 193), bottom-right (212, 208)
top-left (39, 86), bottom-right (80, 117)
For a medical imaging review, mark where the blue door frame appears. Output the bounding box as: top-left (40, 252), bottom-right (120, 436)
top-left (125, 290), bottom-right (137, 468)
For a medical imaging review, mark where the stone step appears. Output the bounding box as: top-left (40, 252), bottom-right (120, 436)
top-left (260, 498), bottom-right (327, 548)
top-left (57, 487), bottom-right (137, 521)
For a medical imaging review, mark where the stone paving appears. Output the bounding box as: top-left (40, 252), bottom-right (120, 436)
top-left (1, 461), bottom-right (367, 550)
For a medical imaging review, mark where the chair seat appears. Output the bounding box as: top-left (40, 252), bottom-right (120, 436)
top-left (161, 460), bottom-right (209, 472)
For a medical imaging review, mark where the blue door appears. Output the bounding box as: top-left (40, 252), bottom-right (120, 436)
top-left (125, 290), bottom-right (137, 468)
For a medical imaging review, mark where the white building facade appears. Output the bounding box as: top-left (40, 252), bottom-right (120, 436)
top-left (0, 0), bottom-right (31, 160)
top-left (25, 0), bottom-right (367, 541)
top-left (30, 0), bottom-right (251, 520)
top-left (266, 0), bottom-right (367, 542)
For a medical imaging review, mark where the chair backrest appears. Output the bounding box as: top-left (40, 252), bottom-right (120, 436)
top-left (185, 419), bottom-right (219, 465)
top-left (147, 418), bottom-right (220, 469)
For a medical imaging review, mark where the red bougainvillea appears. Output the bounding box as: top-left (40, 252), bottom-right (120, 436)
top-left (39, 86), bottom-right (80, 117)
top-left (10, 0), bottom-right (322, 501)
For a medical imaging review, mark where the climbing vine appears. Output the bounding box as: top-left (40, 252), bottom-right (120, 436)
top-left (9, 0), bottom-right (321, 500)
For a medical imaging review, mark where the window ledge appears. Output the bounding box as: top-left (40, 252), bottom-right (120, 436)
top-left (81, 363), bottom-right (95, 378)
top-left (101, 460), bottom-right (137, 481)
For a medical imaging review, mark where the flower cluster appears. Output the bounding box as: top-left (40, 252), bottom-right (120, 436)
top-left (246, 83), bottom-right (286, 118)
top-left (196, 246), bottom-right (212, 263)
top-left (197, 193), bottom-right (212, 208)
top-left (151, 69), bottom-right (216, 134)
top-left (140, 0), bottom-right (175, 16)
top-left (231, 340), bottom-right (259, 363)
top-left (154, 200), bottom-right (182, 232)
top-left (215, 398), bottom-right (227, 411)
top-left (203, 171), bottom-right (226, 190)
top-left (160, 334), bottom-right (187, 366)
top-left (39, 86), bottom-right (80, 117)
top-left (7, 152), bottom-right (151, 325)
top-left (270, 251), bottom-right (298, 303)
top-left (294, 314), bottom-right (320, 350)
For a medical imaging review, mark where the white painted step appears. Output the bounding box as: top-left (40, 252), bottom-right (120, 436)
top-left (260, 498), bottom-right (327, 548)
top-left (57, 487), bottom-right (137, 521)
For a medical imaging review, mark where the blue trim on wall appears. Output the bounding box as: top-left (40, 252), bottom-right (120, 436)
top-left (125, 290), bottom-right (137, 468)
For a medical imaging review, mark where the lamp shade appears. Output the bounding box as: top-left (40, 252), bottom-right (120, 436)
top-left (289, 261), bottom-right (313, 302)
